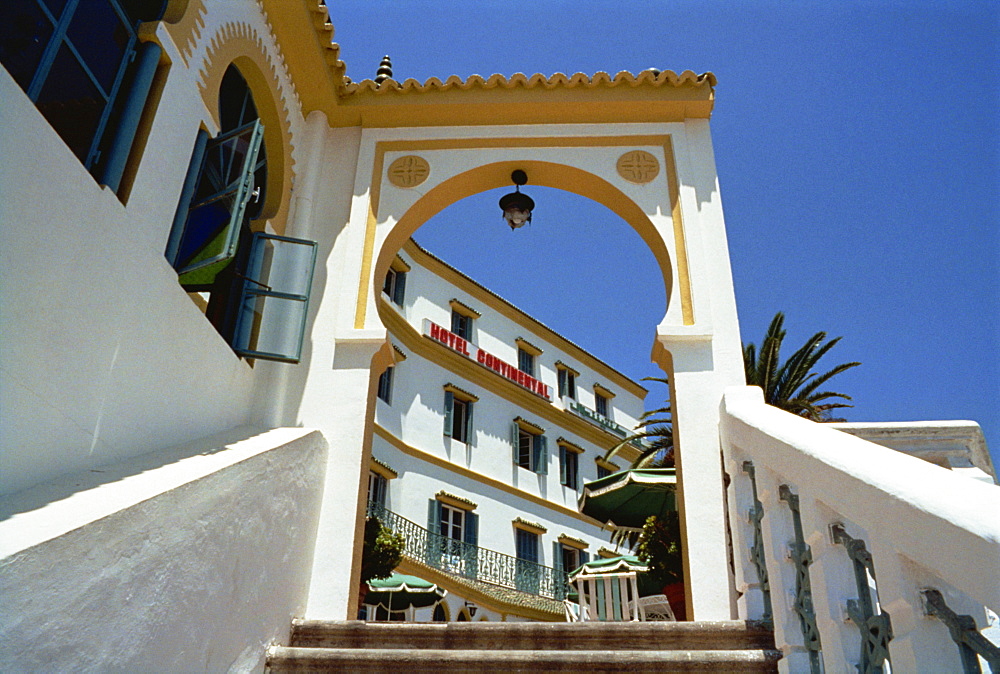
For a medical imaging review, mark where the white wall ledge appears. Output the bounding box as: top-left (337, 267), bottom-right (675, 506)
top-left (0, 425), bottom-right (322, 559)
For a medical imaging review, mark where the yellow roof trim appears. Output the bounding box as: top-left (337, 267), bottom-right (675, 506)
top-left (436, 491), bottom-right (478, 510)
top-left (444, 382), bottom-right (479, 402)
top-left (449, 298), bottom-right (482, 319)
top-left (558, 535), bottom-right (589, 550)
top-left (515, 337), bottom-right (544, 357)
top-left (513, 517), bottom-right (548, 535)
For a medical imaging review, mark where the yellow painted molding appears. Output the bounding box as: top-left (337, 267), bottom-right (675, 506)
top-left (554, 361), bottom-right (580, 377)
top-left (361, 135), bottom-right (690, 356)
top-left (515, 337), bottom-right (544, 357)
top-left (593, 383), bottom-right (617, 399)
top-left (595, 457), bottom-right (620, 472)
top-left (436, 491), bottom-right (478, 510)
top-left (444, 382), bottom-right (479, 402)
top-left (373, 425), bottom-right (603, 527)
top-left (391, 344), bottom-right (407, 362)
top-left (389, 255), bottom-right (412, 273)
top-left (512, 517), bottom-right (548, 535)
top-left (598, 546), bottom-right (621, 559)
top-left (449, 298), bottom-right (481, 319)
top-left (369, 457), bottom-right (398, 479)
top-left (557, 438), bottom-right (585, 454)
top-left (514, 416), bottom-right (546, 436)
top-left (558, 535), bottom-right (589, 550)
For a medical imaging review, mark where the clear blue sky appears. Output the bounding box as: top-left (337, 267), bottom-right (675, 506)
top-left (331, 1), bottom-right (999, 467)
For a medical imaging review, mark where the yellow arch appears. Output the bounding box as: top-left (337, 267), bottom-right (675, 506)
top-left (370, 159), bottom-right (675, 327)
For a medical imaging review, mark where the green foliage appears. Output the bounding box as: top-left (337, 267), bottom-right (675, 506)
top-left (636, 512), bottom-right (683, 586)
top-left (606, 376), bottom-right (673, 469)
top-left (361, 516), bottom-right (405, 582)
top-left (744, 312), bottom-right (861, 422)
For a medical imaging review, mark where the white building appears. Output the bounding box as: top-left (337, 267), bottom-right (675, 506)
top-left (367, 238), bottom-right (646, 621)
top-left (1, 1), bottom-right (996, 671)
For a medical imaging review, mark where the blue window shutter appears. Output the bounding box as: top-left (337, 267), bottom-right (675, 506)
top-left (463, 511), bottom-right (479, 580)
top-left (393, 271), bottom-right (406, 306)
top-left (465, 399), bottom-right (474, 446)
top-left (232, 232), bottom-right (317, 363)
top-left (173, 119), bottom-right (264, 285)
top-left (559, 445), bottom-right (567, 484)
top-left (165, 129), bottom-right (210, 267)
top-left (427, 499), bottom-right (442, 567)
top-left (535, 435), bottom-right (549, 475)
top-left (580, 550), bottom-right (590, 565)
top-left (444, 391), bottom-right (454, 437)
top-left (511, 422), bottom-right (520, 463)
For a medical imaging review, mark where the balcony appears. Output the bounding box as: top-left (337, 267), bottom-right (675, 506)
top-left (367, 501), bottom-right (570, 600)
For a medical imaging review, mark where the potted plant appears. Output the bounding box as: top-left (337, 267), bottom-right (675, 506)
top-left (358, 516), bottom-right (405, 612)
top-left (636, 512), bottom-right (685, 619)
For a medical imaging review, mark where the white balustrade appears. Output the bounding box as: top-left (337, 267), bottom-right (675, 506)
top-left (721, 386), bottom-right (1000, 673)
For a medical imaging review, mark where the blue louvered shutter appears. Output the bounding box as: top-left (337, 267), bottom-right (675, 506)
top-left (580, 550), bottom-right (590, 565)
top-left (465, 399), bottom-right (474, 447)
top-left (559, 445), bottom-right (567, 484)
top-left (393, 271), bottom-right (406, 306)
top-left (511, 422), bottom-right (521, 464)
top-left (444, 391), bottom-right (454, 437)
top-left (535, 435), bottom-right (549, 475)
top-left (463, 511), bottom-right (479, 580)
top-left (427, 499), bottom-right (443, 567)
top-left (553, 541), bottom-right (566, 600)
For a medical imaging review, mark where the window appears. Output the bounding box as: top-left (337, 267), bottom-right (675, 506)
top-left (0, 0), bottom-right (167, 190)
top-left (443, 385), bottom-right (477, 444)
top-left (517, 348), bottom-right (535, 376)
top-left (428, 496), bottom-right (479, 577)
top-left (377, 366), bottom-right (393, 404)
top-left (451, 310), bottom-right (473, 340)
top-left (368, 472), bottom-right (387, 507)
top-left (596, 459), bottom-right (619, 479)
top-left (559, 443), bottom-right (580, 490)
top-left (561, 545), bottom-right (581, 575)
top-left (382, 263), bottom-right (407, 307)
top-left (552, 540), bottom-right (590, 599)
top-left (557, 366), bottom-right (577, 400)
top-left (512, 420), bottom-right (548, 474)
top-left (515, 528), bottom-right (540, 593)
top-left (164, 66), bottom-right (317, 362)
top-left (595, 393), bottom-right (610, 418)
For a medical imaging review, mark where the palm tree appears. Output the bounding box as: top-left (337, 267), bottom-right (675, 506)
top-left (743, 312), bottom-right (860, 421)
top-left (604, 377), bottom-right (673, 469)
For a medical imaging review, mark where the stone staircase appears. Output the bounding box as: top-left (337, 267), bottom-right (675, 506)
top-left (266, 619), bottom-right (781, 672)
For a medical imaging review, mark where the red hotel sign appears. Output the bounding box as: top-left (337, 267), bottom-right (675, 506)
top-left (425, 320), bottom-right (553, 401)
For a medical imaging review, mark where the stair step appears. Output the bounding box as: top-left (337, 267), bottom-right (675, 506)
top-left (267, 646), bottom-right (783, 672)
top-left (290, 619), bottom-right (776, 651)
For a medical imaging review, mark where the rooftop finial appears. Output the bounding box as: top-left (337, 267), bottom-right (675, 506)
top-left (375, 55), bottom-right (392, 84)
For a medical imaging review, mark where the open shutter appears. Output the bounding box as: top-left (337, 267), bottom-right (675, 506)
top-left (443, 391), bottom-right (454, 437)
top-left (172, 119), bottom-right (264, 287)
top-left (231, 232), bottom-right (317, 363)
top-left (393, 271), bottom-right (406, 306)
top-left (511, 422), bottom-right (522, 464)
top-left (535, 435), bottom-right (549, 475)
top-left (559, 445), bottom-right (567, 485)
top-left (463, 511), bottom-right (479, 580)
top-left (427, 499), bottom-right (443, 567)
top-left (465, 399), bottom-right (474, 447)
top-left (553, 541), bottom-right (566, 600)
top-left (580, 550), bottom-right (590, 565)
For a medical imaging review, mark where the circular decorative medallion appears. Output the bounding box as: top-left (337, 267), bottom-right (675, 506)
top-left (387, 155), bottom-right (430, 188)
top-left (616, 150), bottom-right (660, 184)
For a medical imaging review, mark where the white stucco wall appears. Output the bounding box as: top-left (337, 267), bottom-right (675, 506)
top-left (0, 426), bottom-right (327, 673)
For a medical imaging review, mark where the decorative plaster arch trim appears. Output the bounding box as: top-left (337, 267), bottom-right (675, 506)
top-left (196, 21), bottom-right (296, 233)
top-left (361, 137), bottom-right (692, 330)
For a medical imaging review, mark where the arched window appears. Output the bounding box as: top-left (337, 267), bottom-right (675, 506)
top-left (0, 0), bottom-right (167, 191)
top-left (165, 64), bottom-right (317, 363)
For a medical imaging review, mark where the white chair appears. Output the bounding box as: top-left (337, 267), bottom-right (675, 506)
top-left (632, 594), bottom-right (676, 621)
top-left (571, 571), bottom-right (642, 622)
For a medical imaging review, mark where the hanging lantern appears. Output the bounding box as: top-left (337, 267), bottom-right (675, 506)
top-left (498, 170), bottom-right (534, 230)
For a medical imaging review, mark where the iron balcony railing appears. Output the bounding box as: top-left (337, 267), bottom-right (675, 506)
top-left (367, 500), bottom-right (569, 599)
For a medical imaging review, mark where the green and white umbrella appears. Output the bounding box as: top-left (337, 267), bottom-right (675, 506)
top-left (567, 555), bottom-right (661, 597)
top-left (578, 468), bottom-right (677, 530)
top-left (365, 573), bottom-right (447, 612)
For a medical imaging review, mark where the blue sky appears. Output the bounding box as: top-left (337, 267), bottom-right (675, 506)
top-left (331, 1), bottom-right (999, 467)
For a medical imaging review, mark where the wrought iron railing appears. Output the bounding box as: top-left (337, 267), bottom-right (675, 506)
top-left (367, 500), bottom-right (569, 599)
top-left (922, 589), bottom-right (1000, 674)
